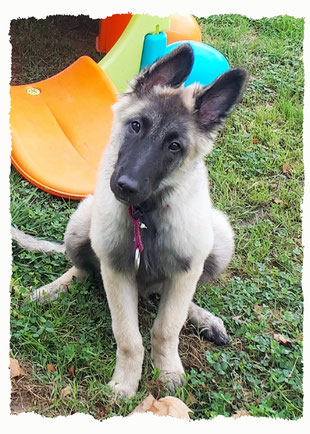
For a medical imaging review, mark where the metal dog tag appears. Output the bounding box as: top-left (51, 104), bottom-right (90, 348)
top-left (134, 248), bottom-right (141, 271)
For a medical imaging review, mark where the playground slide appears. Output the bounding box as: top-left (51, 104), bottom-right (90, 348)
top-left (10, 57), bottom-right (118, 200)
top-left (99, 15), bottom-right (170, 93)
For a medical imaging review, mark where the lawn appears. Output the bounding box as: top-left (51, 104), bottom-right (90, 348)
top-left (10, 14), bottom-right (304, 420)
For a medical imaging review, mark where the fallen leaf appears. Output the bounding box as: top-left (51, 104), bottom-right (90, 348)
top-left (282, 163), bottom-right (292, 177)
top-left (153, 396), bottom-right (193, 420)
top-left (274, 198), bottom-right (282, 204)
top-left (47, 364), bottom-right (56, 372)
top-left (130, 394), bottom-right (155, 414)
top-left (252, 138), bottom-right (259, 144)
top-left (232, 409), bottom-right (250, 419)
top-left (130, 393), bottom-right (192, 420)
top-left (68, 365), bottom-right (75, 378)
top-left (273, 333), bottom-right (290, 345)
top-left (61, 385), bottom-right (71, 399)
top-left (254, 304), bottom-right (263, 314)
top-left (270, 183), bottom-right (278, 190)
top-left (10, 357), bottom-right (25, 379)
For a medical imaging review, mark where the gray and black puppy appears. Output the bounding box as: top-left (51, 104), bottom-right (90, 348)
top-left (12, 44), bottom-right (248, 398)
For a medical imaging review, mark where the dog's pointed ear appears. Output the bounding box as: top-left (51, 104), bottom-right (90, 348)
top-left (194, 68), bottom-right (248, 133)
top-left (131, 44), bottom-right (194, 95)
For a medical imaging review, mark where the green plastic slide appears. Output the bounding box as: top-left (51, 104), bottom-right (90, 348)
top-left (99, 14), bottom-right (170, 93)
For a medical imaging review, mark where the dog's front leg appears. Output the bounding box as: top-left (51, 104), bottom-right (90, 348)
top-left (151, 265), bottom-right (203, 392)
top-left (100, 264), bottom-right (144, 398)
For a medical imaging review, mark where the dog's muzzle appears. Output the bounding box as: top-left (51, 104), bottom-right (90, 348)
top-left (111, 170), bottom-right (151, 207)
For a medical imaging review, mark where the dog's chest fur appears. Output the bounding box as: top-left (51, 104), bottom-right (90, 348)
top-left (108, 205), bottom-right (191, 287)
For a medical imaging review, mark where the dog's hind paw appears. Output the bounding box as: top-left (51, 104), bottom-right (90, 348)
top-left (200, 317), bottom-right (229, 346)
top-left (188, 303), bottom-right (229, 346)
top-left (30, 283), bottom-right (66, 303)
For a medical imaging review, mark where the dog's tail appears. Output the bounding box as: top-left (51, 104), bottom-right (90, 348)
top-left (11, 226), bottom-right (66, 255)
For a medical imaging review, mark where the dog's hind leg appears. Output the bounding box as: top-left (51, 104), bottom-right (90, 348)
top-left (30, 266), bottom-right (87, 303)
top-left (188, 208), bottom-right (234, 345)
top-left (187, 302), bottom-right (229, 345)
top-left (31, 196), bottom-right (97, 303)
top-left (199, 208), bottom-right (234, 284)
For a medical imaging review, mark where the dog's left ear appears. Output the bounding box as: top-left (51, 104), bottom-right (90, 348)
top-left (131, 44), bottom-right (194, 95)
top-left (195, 68), bottom-right (248, 133)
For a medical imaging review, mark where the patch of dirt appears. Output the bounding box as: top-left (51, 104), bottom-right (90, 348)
top-left (179, 324), bottom-right (213, 372)
top-left (11, 381), bottom-right (33, 414)
top-left (10, 362), bottom-right (51, 415)
top-left (10, 15), bottom-right (102, 85)
top-left (138, 296), bottom-right (211, 373)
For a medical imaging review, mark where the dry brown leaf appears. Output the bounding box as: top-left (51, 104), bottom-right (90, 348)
top-left (130, 393), bottom-right (192, 420)
top-left (153, 396), bottom-right (192, 420)
top-left (130, 394), bottom-right (155, 414)
top-left (254, 304), bottom-right (263, 314)
top-left (232, 409), bottom-right (250, 419)
top-left (274, 198), bottom-right (282, 204)
top-left (273, 333), bottom-right (290, 345)
top-left (61, 385), bottom-right (71, 399)
top-left (252, 138), bottom-right (259, 144)
top-left (47, 364), bottom-right (56, 372)
top-left (10, 357), bottom-right (25, 379)
top-left (68, 365), bottom-right (75, 378)
top-left (282, 163), bottom-right (292, 177)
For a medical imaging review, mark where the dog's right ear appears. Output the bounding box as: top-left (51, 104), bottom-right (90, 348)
top-left (130, 44), bottom-right (194, 96)
top-left (194, 68), bottom-right (248, 134)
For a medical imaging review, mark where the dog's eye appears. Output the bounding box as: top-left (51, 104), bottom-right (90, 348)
top-left (169, 142), bottom-right (181, 152)
top-left (131, 121), bottom-right (141, 133)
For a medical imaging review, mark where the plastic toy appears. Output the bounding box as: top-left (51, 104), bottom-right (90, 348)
top-left (140, 34), bottom-right (230, 87)
top-left (165, 13), bottom-right (202, 45)
top-left (99, 15), bottom-right (170, 93)
top-left (96, 13), bottom-right (201, 54)
top-left (10, 57), bottom-right (118, 200)
top-left (96, 14), bottom-right (132, 53)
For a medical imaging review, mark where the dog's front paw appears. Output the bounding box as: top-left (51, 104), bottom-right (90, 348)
top-left (108, 380), bottom-right (138, 399)
top-left (159, 370), bottom-right (185, 394)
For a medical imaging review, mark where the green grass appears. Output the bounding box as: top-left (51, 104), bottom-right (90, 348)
top-left (10, 15), bottom-right (304, 420)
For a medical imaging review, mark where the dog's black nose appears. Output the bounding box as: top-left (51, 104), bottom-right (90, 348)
top-left (117, 175), bottom-right (139, 195)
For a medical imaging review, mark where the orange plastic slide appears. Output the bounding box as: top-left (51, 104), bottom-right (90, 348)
top-left (10, 56), bottom-right (118, 200)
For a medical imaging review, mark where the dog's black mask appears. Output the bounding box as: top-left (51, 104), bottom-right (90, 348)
top-left (110, 93), bottom-right (192, 207)
top-left (110, 44), bottom-right (194, 207)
